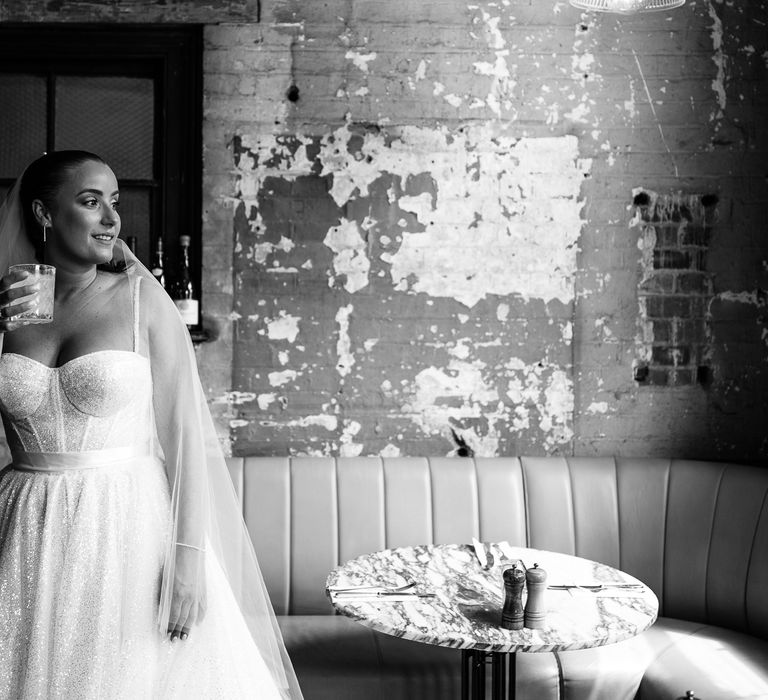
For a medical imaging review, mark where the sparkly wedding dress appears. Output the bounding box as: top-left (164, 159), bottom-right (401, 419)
top-left (0, 280), bottom-right (284, 699)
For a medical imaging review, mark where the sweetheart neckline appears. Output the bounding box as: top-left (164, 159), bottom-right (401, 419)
top-left (0, 350), bottom-right (148, 371)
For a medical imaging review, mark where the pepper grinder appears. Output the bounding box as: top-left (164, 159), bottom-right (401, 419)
top-left (524, 563), bottom-right (547, 629)
top-left (501, 565), bottom-right (525, 630)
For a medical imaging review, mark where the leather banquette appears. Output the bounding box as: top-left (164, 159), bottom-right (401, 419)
top-left (225, 456), bottom-right (768, 700)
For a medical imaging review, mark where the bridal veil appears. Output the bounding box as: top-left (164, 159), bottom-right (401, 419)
top-left (0, 159), bottom-right (303, 700)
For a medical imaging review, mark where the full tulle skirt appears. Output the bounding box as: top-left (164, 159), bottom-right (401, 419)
top-left (0, 453), bottom-right (282, 700)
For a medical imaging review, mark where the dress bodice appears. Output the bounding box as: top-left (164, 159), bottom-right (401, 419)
top-left (0, 350), bottom-right (153, 453)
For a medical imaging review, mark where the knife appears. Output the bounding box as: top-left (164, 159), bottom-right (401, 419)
top-left (548, 583), bottom-right (643, 590)
top-left (332, 590), bottom-right (436, 598)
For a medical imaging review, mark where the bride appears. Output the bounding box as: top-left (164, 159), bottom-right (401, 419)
top-left (0, 151), bottom-right (303, 699)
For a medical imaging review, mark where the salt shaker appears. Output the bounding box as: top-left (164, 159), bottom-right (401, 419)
top-left (524, 563), bottom-right (547, 629)
top-left (501, 565), bottom-right (525, 630)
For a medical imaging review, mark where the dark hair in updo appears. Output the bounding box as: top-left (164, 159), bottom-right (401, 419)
top-left (19, 150), bottom-right (107, 262)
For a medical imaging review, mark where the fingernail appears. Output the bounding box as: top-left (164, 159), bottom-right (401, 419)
top-left (181, 633), bottom-right (188, 640)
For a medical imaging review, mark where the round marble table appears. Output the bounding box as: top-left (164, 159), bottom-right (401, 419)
top-left (326, 542), bottom-right (659, 700)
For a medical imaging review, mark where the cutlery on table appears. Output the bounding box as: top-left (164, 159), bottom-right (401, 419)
top-left (332, 590), bottom-right (437, 599)
top-left (548, 583), bottom-right (643, 591)
top-left (329, 582), bottom-right (417, 594)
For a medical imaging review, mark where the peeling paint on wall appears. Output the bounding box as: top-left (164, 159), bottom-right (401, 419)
top-left (222, 1), bottom-right (768, 462)
top-left (237, 125), bottom-right (589, 307)
top-left (708, 1), bottom-right (728, 118)
top-left (231, 121), bottom-right (586, 455)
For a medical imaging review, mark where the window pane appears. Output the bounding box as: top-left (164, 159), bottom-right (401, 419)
top-left (0, 74), bottom-right (47, 179)
top-left (117, 187), bottom-right (151, 267)
top-left (55, 76), bottom-right (154, 180)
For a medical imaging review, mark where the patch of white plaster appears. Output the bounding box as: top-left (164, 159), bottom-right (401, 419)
top-left (504, 359), bottom-right (574, 449)
top-left (257, 393), bottom-right (276, 410)
top-left (336, 305), bottom-right (355, 377)
top-left (340, 420), bottom-right (364, 457)
top-left (324, 218), bottom-right (371, 293)
top-left (261, 414), bottom-right (338, 431)
top-left (449, 339), bottom-right (473, 360)
top-left (345, 50), bottom-right (377, 73)
top-left (564, 101), bottom-right (591, 123)
top-left (379, 443), bottom-right (402, 457)
top-left (401, 360), bottom-right (501, 455)
top-left (571, 52), bottom-right (595, 80)
top-left (266, 312), bottom-right (301, 342)
top-left (717, 291), bottom-right (766, 307)
top-left (368, 129), bottom-right (589, 307)
top-left (497, 303), bottom-right (510, 322)
top-left (587, 401), bottom-right (609, 414)
top-left (268, 369), bottom-right (298, 387)
top-left (545, 103), bottom-right (560, 126)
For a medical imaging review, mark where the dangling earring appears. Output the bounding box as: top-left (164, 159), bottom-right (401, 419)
top-left (42, 223), bottom-right (47, 243)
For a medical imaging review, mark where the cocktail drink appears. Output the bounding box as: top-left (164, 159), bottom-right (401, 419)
top-left (7, 264), bottom-right (55, 324)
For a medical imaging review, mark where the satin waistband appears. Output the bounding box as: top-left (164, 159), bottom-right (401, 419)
top-left (11, 445), bottom-right (153, 472)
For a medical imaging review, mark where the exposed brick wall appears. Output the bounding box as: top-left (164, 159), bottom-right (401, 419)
top-left (632, 190), bottom-right (716, 387)
top-left (2, 1), bottom-right (768, 462)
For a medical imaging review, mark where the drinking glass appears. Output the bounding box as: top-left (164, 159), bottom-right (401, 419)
top-left (8, 264), bottom-right (56, 324)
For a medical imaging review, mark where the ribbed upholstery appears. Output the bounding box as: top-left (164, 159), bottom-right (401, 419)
top-left (228, 456), bottom-right (768, 640)
top-left (615, 458), bottom-right (669, 603)
top-left (474, 457), bottom-right (526, 545)
top-left (382, 457), bottom-right (432, 548)
top-left (337, 458), bottom-right (386, 565)
top-left (663, 460), bottom-right (724, 624)
top-left (521, 456), bottom-right (577, 555)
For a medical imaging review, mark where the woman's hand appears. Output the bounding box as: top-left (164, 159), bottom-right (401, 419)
top-left (0, 268), bottom-right (40, 333)
top-left (166, 545), bottom-right (207, 642)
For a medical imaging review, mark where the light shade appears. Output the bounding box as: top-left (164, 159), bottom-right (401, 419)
top-left (569, 0), bottom-right (685, 12)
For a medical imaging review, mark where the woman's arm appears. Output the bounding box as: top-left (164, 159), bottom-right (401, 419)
top-left (144, 278), bottom-right (208, 641)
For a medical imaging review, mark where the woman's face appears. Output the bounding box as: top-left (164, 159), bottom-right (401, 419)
top-left (43, 160), bottom-right (121, 268)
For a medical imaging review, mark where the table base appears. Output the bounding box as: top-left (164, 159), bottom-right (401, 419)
top-left (461, 650), bottom-right (516, 700)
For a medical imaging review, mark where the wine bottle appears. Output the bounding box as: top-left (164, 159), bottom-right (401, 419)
top-left (151, 236), bottom-right (166, 288)
top-left (172, 235), bottom-right (199, 328)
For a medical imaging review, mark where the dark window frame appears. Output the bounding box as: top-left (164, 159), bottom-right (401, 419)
top-left (0, 23), bottom-right (204, 335)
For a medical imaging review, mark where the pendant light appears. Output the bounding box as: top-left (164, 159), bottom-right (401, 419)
top-left (569, 0), bottom-right (685, 12)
